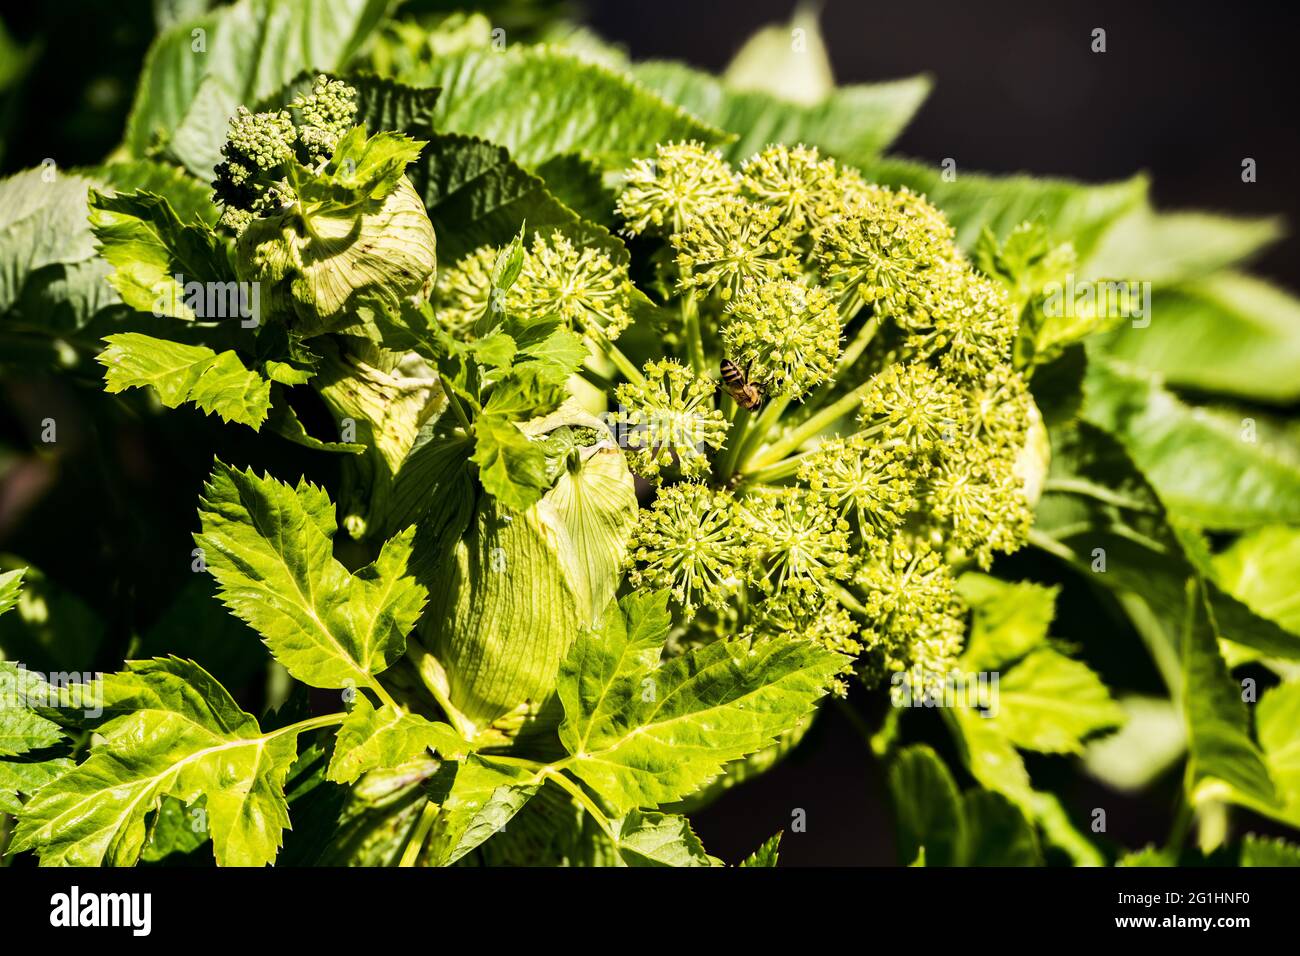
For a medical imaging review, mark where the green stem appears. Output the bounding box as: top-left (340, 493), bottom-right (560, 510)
top-left (406, 641), bottom-right (477, 740)
top-left (542, 768), bottom-right (618, 843)
top-left (802, 313), bottom-right (880, 411)
top-left (681, 289), bottom-right (706, 377)
top-left (733, 394), bottom-right (791, 471)
top-left (744, 447), bottom-right (820, 484)
top-left (1042, 477), bottom-right (1160, 513)
top-left (268, 711), bottom-right (348, 741)
top-left (443, 388), bottom-right (473, 431)
top-left (595, 335), bottom-right (646, 389)
top-left (399, 799), bottom-right (440, 868)
top-left (716, 405), bottom-right (753, 481)
top-left (747, 380), bottom-right (873, 470)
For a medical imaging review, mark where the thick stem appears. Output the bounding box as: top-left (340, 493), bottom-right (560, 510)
top-left (716, 405), bottom-right (753, 481)
top-left (398, 799), bottom-right (440, 867)
top-left (681, 289), bottom-right (706, 377)
top-left (744, 447), bottom-right (820, 485)
top-left (746, 380), bottom-right (874, 470)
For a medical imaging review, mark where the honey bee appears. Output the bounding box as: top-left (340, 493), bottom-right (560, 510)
top-left (720, 359), bottom-right (763, 410)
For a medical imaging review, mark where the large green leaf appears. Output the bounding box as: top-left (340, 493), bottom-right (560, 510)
top-left (889, 745), bottom-right (964, 866)
top-left (125, 0), bottom-right (391, 177)
top-left (410, 133), bottom-right (589, 264)
top-left (326, 695), bottom-right (467, 784)
top-left (1212, 526), bottom-right (1300, 636)
top-left (423, 755), bottom-right (540, 866)
top-left (1034, 421), bottom-right (1300, 662)
top-left (633, 60), bottom-right (929, 165)
top-left (11, 658), bottom-right (298, 867)
top-left (956, 573), bottom-right (1055, 671)
top-left (557, 592), bottom-right (846, 813)
top-left (417, 46), bottom-right (729, 169)
top-left (1084, 351), bottom-right (1300, 528)
top-left (1253, 681), bottom-right (1300, 828)
top-left (88, 190), bottom-right (236, 318)
top-left (195, 461), bottom-right (427, 690)
top-left (0, 169), bottom-right (103, 318)
top-left (98, 333), bottom-right (273, 429)
top-left (860, 157), bottom-right (1147, 258)
top-left (989, 649), bottom-right (1124, 755)
top-left (1103, 273), bottom-right (1300, 405)
top-left (1082, 206), bottom-right (1281, 286)
top-left (0, 661), bottom-right (65, 758)
top-left (612, 810), bottom-right (721, 867)
top-left (419, 432), bottom-right (635, 728)
top-left (1181, 580), bottom-right (1278, 813)
top-left (960, 790), bottom-right (1042, 866)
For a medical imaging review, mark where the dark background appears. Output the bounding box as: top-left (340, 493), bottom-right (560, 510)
top-left (1, 0), bottom-right (1296, 865)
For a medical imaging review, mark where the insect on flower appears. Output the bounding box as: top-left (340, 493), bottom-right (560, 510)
top-left (719, 358), bottom-right (763, 410)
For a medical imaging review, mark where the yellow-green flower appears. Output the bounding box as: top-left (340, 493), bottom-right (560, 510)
top-left (615, 359), bottom-right (728, 480)
top-left (617, 141), bottom-right (739, 236)
top-left (860, 361), bottom-right (966, 452)
top-left (743, 487), bottom-right (853, 594)
top-left (740, 144), bottom-right (838, 231)
top-left (512, 231), bottom-right (634, 341)
top-left (432, 245), bottom-right (496, 340)
top-left (629, 482), bottom-right (751, 614)
top-left (799, 435), bottom-right (917, 542)
top-left (672, 196), bottom-right (800, 301)
top-left (722, 278), bottom-right (841, 399)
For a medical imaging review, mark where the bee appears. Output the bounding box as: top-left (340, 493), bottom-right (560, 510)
top-left (720, 359), bottom-right (763, 410)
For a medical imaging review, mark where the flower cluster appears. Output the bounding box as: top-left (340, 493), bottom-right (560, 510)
top-left (433, 231), bottom-right (635, 342)
top-left (594, 143), bottom-right (1039, 681)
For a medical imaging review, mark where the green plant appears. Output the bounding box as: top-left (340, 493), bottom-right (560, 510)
top-left (1, 2), bottom-right (1299, 869)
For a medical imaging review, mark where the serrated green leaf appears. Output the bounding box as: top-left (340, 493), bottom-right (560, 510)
top-left (989, 649), bottom-right (1124, 755)
top-left (1084, 351), bottom-right (1300, 529)
top-left (533, 153), bottom-right (617, 227)
top-left (420, 46), bottom-right (729, 169)
top-left (12, 658), bottom-right (298, 867)
top-left (956, 573), bottom-right (1056, 671)
top-left (260, 71), bottom-right (440, 140)
top-left (0, 756), bottom-right (74, 816)
top-left (83, 160), bottom-right (221, 226)
top-left (1116, 846), bottom-right (1176, 867)
top-left (634, 60), bottom-right (928, 164)
top-left (327, 695), bottom-right (468, 784)
top-left (1102, 274), bottom-right (1300, 405)
top-left (1241, 833), bottom-right (1300, 867)
top-left (423, 755), bottom-right (540, 866)
top-left (141, 795), bottom-right (211, 863)
top-left (471, 413), bottom-right (552, 511)
top-left (1212, 526), bottom-right (1300, 636)
top-left (612, 810), bottom-right (722, 867)
top-left (948, 706), bottom-right (1103, 866)
top-left (194, 461), bottom-right (426, 690)
top-left (889, 745), bottom-right (964, 867)
top-left (0, 567), bottom-right (23, 617)
top-left (88, 189), bottom-right (234, 318)
top-left (557, 593), bottom-right (846, 813)
top-left (410, 133), bottom-right (591, 264)
top-left (739, 831), bottom-right (783, 867)
top-left (98, 332), bottom-right (272, 428)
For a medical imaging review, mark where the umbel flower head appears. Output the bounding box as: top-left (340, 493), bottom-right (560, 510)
top-left (743, 488), bottom-right (853, 594)
top-left (513, 231), bottom-right (634, 341)
top-left (746, 581), bottom-right (864, 659)
top-left (616, 141), bottom-right (739, 236)
top-left (432, 245), bottom-right (496, 341)
top-left (628, 482), bottom-right (751, 614)
top-left (860, 361), bottom-right (966, 452)
top-left (815, 185), bottom-right (959, 325)
top-left (906, 265), bottom-right (1018, 381)
top-left (615, 359), bottom-right (728, 480)
top-left (799, 435), bottom-right (917, 542)
top-left (672, 196), bottom-right (799, 301)
top-left (855, 533), bottom-right (965, 679)
top-left (740, 144), bottom-right (838, 231)
top-left (722, 278), bottom-right (841, 399)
